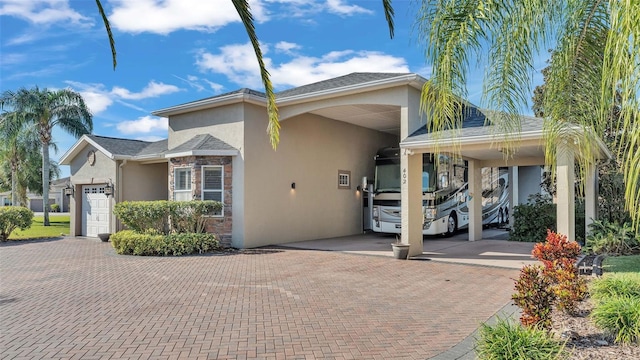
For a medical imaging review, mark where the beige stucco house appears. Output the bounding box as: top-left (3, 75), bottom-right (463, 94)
top-left (60, 72), bottom-right (610, 250)
top-left (60, 72), bottom-right (420, 247)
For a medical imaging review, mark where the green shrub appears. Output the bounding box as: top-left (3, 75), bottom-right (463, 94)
top-left (0, 206), bottom-right (34, 242)
top-left (111, 230), bottom-right (220, 256)
top-left (114, 200), bottom-right (223, 235)
top-left (50, 203), bottom-right (60, 212)
top-left (114, 201), bottom-right (169, 234)
top-left (590, 273), bottom-right (640, 302)
top-left (476, 317), bottom-right (567, 360)
top-left (510, 194), bottom-right (586, 243)
top-left (591, 295), bottom-right (640, 344)
top-left (585, 220), bottom-right (639, 255)
top-left (168, 201), bottom-right (222, 233)
top-left (511, 194), bottom-right (556, 242)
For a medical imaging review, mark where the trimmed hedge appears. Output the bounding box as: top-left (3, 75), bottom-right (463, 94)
top-left (111, 230), bottom-right (220, 256)
top-left (0, 206), bottom-right (34, 242)
top-left (113, 200), bottom-right (223, 235)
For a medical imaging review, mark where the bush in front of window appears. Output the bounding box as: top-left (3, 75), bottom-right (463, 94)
top-left (114, 200), bottom-right (222, 235)
top-left (111, 230), bottom-right (220, 256)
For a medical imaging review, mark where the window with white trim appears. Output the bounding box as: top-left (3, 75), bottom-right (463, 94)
top-left (202, 166), bottom-right (223, 216)
top-left (174, 167), bottom-right (192, 201)
top-left (338, 170), bottom-right (351, 189)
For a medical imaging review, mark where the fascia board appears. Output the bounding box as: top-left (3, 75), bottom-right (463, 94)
top-left (277, 74), bottom-right (425, 106)
top-left (152, 93), bottom-right (266, 117)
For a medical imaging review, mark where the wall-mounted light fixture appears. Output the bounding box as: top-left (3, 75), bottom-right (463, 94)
top-left (64, 184), bottom-right (74, 197)
top-left (356, 185), bottom-right (362, 191)
top-left (104, 180), bottom-right (114, 197)
top-left (291, 182), bottom-right (296, 190)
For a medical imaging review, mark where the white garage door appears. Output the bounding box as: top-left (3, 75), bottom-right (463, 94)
top-left (82, 185), bottom-right (110, 237)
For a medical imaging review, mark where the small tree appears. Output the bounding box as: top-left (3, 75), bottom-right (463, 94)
top-left (0, 207), bottom-right (34, 242)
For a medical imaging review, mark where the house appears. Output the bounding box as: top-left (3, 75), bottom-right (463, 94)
top-left (59, 72), bottom-right (610, 249)
top-left (0, 176), bottom-right (71, 212)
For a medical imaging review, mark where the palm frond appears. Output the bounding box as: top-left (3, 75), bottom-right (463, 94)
top-left (95, 0), bottom-right (117, 70)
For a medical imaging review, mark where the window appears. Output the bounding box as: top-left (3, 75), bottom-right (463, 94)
top-left (202, 166), bottom-right (223, 216)
top-left (338, 170), bottom-right (351, 189)
top-left (174, 168), bottom-right (192, 201)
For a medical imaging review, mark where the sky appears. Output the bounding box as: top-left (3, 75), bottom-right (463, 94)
top-left (1, 0), bottom-right (546, 179)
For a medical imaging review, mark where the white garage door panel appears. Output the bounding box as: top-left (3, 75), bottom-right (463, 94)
top-left (82, 186), bottom-right (110, 237)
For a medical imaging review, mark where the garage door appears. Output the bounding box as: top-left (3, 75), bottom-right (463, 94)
top-left (29, 199), bottom-right (55, 212)
top-left (82, 185), bottom-right (109, 237)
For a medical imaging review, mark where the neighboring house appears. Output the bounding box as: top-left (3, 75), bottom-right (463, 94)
top-left (0, 176), bottom-right (70, 212)
top-left (59, 72), bottom-right (608, 248)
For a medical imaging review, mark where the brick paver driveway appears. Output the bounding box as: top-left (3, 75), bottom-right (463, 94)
top-left (1, 238), bottom-right (519, 359)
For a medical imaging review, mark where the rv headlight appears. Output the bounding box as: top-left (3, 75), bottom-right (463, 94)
top-left (424, 207), bottom-right (437, 220)
top-left (373, 206), bottom-right (379, 219)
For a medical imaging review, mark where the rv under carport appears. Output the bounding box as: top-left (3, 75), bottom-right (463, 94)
top-left (399, 112), bottom-right (611, 257)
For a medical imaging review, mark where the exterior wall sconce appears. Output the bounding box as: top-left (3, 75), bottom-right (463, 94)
top-left (291, 182), bottom-right (296, 190)
top-left (64, 184), bottom-right (74, 197)
top-left (104, 182), bottom-right (114, 196)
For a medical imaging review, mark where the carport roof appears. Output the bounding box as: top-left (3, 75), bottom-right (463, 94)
top-left (401, 109), bottom-right (611, 163)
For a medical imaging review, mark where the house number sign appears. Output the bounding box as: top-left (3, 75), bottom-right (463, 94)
top-left (402, 167), bottom-right (407, 184)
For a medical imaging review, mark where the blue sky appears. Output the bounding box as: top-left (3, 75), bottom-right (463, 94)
top-left (1, 0), bottom-right (546, 178)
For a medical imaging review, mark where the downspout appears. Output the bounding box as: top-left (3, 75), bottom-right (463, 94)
top-left (117, 159), bottom-right (128, 232)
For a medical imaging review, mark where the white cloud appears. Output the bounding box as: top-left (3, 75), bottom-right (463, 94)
top-left (116, 116), bottom-right (168, 134)
top-left (65, 80), bottom-right (181, 114)
top-left (111, 81), bottom-right (180, 100)
top-left (65, 81), bottom-right (113, 114)
top-left (325, 0), bottom-right (372, 16)
top-left (0, 0), bottom-right (92, 26)
top-left (196, 42), bottom-right (410, 89)
top-left (108, 0), bottom-right (268, 35)
top-left (135, 135), bottom-right (166, 142)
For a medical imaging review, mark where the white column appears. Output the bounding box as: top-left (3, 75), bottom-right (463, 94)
top-left (508, 166), bottom-right (518, 227)
top-left (584, 165), bottom-right (597, 236)
top-left (401, 150), bottom-right (423, 256)
top-left (556, 145), bottom-right (575, 240)
top-left (468, 159), bottom-right (483, 241)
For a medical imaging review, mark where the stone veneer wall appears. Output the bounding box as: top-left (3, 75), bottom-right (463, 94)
top-left (168, 156), bottom-right (233, 246)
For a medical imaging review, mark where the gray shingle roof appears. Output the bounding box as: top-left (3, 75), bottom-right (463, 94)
top-left (166, 134), bottom-right (237, 154)
top-left (405, 109), bottom-right (543, 143)
top-left (88, 135), bottom-right (167, 157)
top-left (276, 72), bottom-right (414, 98)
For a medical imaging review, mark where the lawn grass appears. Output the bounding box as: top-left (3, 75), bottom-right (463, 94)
top-left (8, 215), bottom-right (70, 240)
top-left (602, 255), bottom-right (640, 274)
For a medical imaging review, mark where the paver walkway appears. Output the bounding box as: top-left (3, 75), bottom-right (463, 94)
top-left (1, 237), bottom-right (521, 359)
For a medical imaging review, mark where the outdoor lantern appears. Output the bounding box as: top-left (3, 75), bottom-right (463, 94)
top-left (104, 183), bottom-right (114, 196)
top-left (64, 184), bottom-right (74, 197)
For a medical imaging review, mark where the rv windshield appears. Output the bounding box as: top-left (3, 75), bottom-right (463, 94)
top-left (374, 163), bottom-right (400, 193)
top-left (423, 161), bottom-right (436, 192)
top-left (374, 158), bottom-right (437, 193)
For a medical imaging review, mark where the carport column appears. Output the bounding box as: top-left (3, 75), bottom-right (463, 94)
top-left (401, 150), bottom-right (423, 256)
top-left (508, 167), bottom-right (518, 227)
top-left (556, 144), bottom-right (575, 241)
top-left (584, 165), bottom-right (597, 236)
top-left (468, 159), bottom-right (483, 241)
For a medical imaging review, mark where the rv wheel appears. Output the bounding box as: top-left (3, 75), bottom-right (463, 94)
top-left (445, 213), bottom-right (457, 237)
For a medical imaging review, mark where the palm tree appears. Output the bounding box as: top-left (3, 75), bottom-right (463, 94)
top-left (94, 0), bottom-right (395, 149)
top-left (414, 0), bottom-right (640, 231)
top-left (0, 87), bottom-right (92, 225)
top-left (0, 112), bottom-right (41, 206)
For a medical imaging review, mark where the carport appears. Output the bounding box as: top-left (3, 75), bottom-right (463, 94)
top-left (399, 111), bottom-right (611, 257)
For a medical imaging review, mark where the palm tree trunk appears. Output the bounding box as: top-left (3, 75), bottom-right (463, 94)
top-left (42, 141), bottom-right (50, 226)
top-left (10, 158), bottom-right (18, 206)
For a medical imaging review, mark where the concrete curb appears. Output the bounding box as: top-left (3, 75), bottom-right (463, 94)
top-left (429, 302), bottom-right (521, 360)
